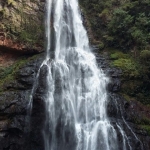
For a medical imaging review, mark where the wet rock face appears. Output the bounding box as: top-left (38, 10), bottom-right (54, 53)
top-left (0, 51), bottom-right (150, 150)
top-left (93, 50), bottom-right (122, 93)
top-left (107, 93), bottom-right (150, 150)
top-left (93, 49), bottom-right (150, 149)
top-left (0, 54), bottom-right (46, 150)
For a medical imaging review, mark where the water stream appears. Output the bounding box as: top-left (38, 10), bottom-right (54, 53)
top-left (41, 0), bottom-right (119, 149)
top-left (29, 0), bottom-right (143, 149)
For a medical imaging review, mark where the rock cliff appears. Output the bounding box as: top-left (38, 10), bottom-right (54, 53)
top-left (0, 50), bottom-right (149, 149)
top-left (0, 0), bottom-right (44, 52)
top-left (0, 0), bottom-right (150, 150)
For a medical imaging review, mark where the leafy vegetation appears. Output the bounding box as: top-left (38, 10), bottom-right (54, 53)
top-left (132, 114), bottom-right (150, 135)
top-left (140, 50), bottom-right (150, 63)
top-left (0, 58), bottom-right (27, 91)
top-left (134, 116), bottom-right (150, 136)
top-left (109, 50), bottom-right (150, 104)
top-left (0, 66), bottom-right (14, 80)
top-left (0, 54), bottom-right (40, 92)
top-left (110, 51), bottom-right (128, 59)
top-left (80, 0), bottom-right (150, 50)
top-left (113, 58), bottom-right (139, 78)
top-left (80, 0), bottom-right (150, 105)
top-left (110, 51), bottom-right (140, 78)
top-left (141, 125), bottom-right (150, 135)
top-left (18, 11), bottom-right (44, 47)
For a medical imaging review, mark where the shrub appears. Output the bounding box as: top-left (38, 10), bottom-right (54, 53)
top-left (112, 58), bottom-right (139, 78)
top-left (140, 125), bottom-right (150, 135)
top-left (110, 51), bottom-right (128, 60)
top-left (140, 50), bottom-right (150, 62)
top-left (98, 42), bottom-right (105, 50)
top-left (0, 66), bottom-right (14, 80)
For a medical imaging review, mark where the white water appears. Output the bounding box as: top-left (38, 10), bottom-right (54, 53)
top-left (42, 0), bottom-right (118, 150)
top-left (36, 0), bottom-right (132, 150)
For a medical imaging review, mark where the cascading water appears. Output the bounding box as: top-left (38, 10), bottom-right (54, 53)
top-left (42, 0), bottom-right (118, 150)
top-left (29, 0), bottom-right (143, 150)
top-left (41, 0), bottom-right (119, 149)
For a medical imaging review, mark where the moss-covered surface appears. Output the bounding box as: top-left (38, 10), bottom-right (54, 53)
top-left (0, 54), bottom-right (41, 92)
top-left (0, 0), bottom-right (44, 50)
top-left (133, 114), bottom-right (150, 135)
top-left (99, 49), bottom-right (150, 105)
top-left (134, 116), bottom-right (150, 136)
top-left (108, 50), bottom-right (140, 78)
top-left (0, 58), bottom-right (26, 92)
top-left (140, 125), bottom-right (150, 135)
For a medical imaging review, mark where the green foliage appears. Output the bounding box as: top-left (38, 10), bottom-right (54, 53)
top-left (98, 42), bottom-right (105, 50)
top-left (139, 50), bottom-right (150, 80)
top-left (18, 13), bottom-right (43, 47)
top-left (141, 125), bottom-right (150, 135)
top-left (99, 8), bottom-right (110, 22)
top-left (134, 116), bottom-right (150, 125)
top-left (80, 0), bottom-right (150, 105)
top-left (0, 56), bottom-right (35, 91)
top-left (110, 51), bottom-right (139, 78)
top-left (0, 54), bottom-right (39, 92)
top-left (80, 0), bottom-right (150, 50)
top-left (108, 7), bottom-right (150, 49)
top-left (110, 3), bottom-right (150, 49)
top-left (113, 58), bottom-right (139, 78)
top-left (103, 35), bottom-right (114, 42)
top-left (141, 117), bottom-right (150, 125)
top-left (140, 50), bottom-right (150, 62)
top-left (0, 66), bottom-right (14, 80)
top-left (110, 51), bottom-right (128, 59)
top-left (20, 30), bottom-right (36, 44)
top-left (137, 116), bottom-right (150, 135)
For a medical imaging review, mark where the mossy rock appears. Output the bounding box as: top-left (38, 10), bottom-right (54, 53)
top-left (108, 49), bottom-right (150, 104)
top-left (110, 51), bottom-right (129, 60)
top-left (121, 80), bottom-right (142, 97)
top-left (134, 115), bottom-right (150, 125)
top-left (98, 42), bottom-right (105, 50)
top-left (0, 0), bottom-right (44, 51)
top-left (0, 54), bottom-right (41, 92)
top-left (121, 93), bottom-right (134, 101)
top-left (140, 50), bottom-right (150, 63)
top-left (140, 125), bottom-right (150, 135)
top-left (0, 59), bottom-right (26, 91)
top-left (112, 58), bottom-right (139, 78)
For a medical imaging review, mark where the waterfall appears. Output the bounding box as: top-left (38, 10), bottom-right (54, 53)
top-left (28, 0), bottom-right (143, 150)
top-left (43, 0), bottom-right (118, 150)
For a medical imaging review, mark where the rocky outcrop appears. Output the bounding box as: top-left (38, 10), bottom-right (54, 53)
top-left (0, 54), bottom-right (45, 150)
top-left (0, 0), bottom-right (45, 53)
top-left (0, 48), bottom-right (150, 149)
top-left (93, 48), bottom-right (150, 149)
top-left (1, 1), bottom-right (150, 150)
